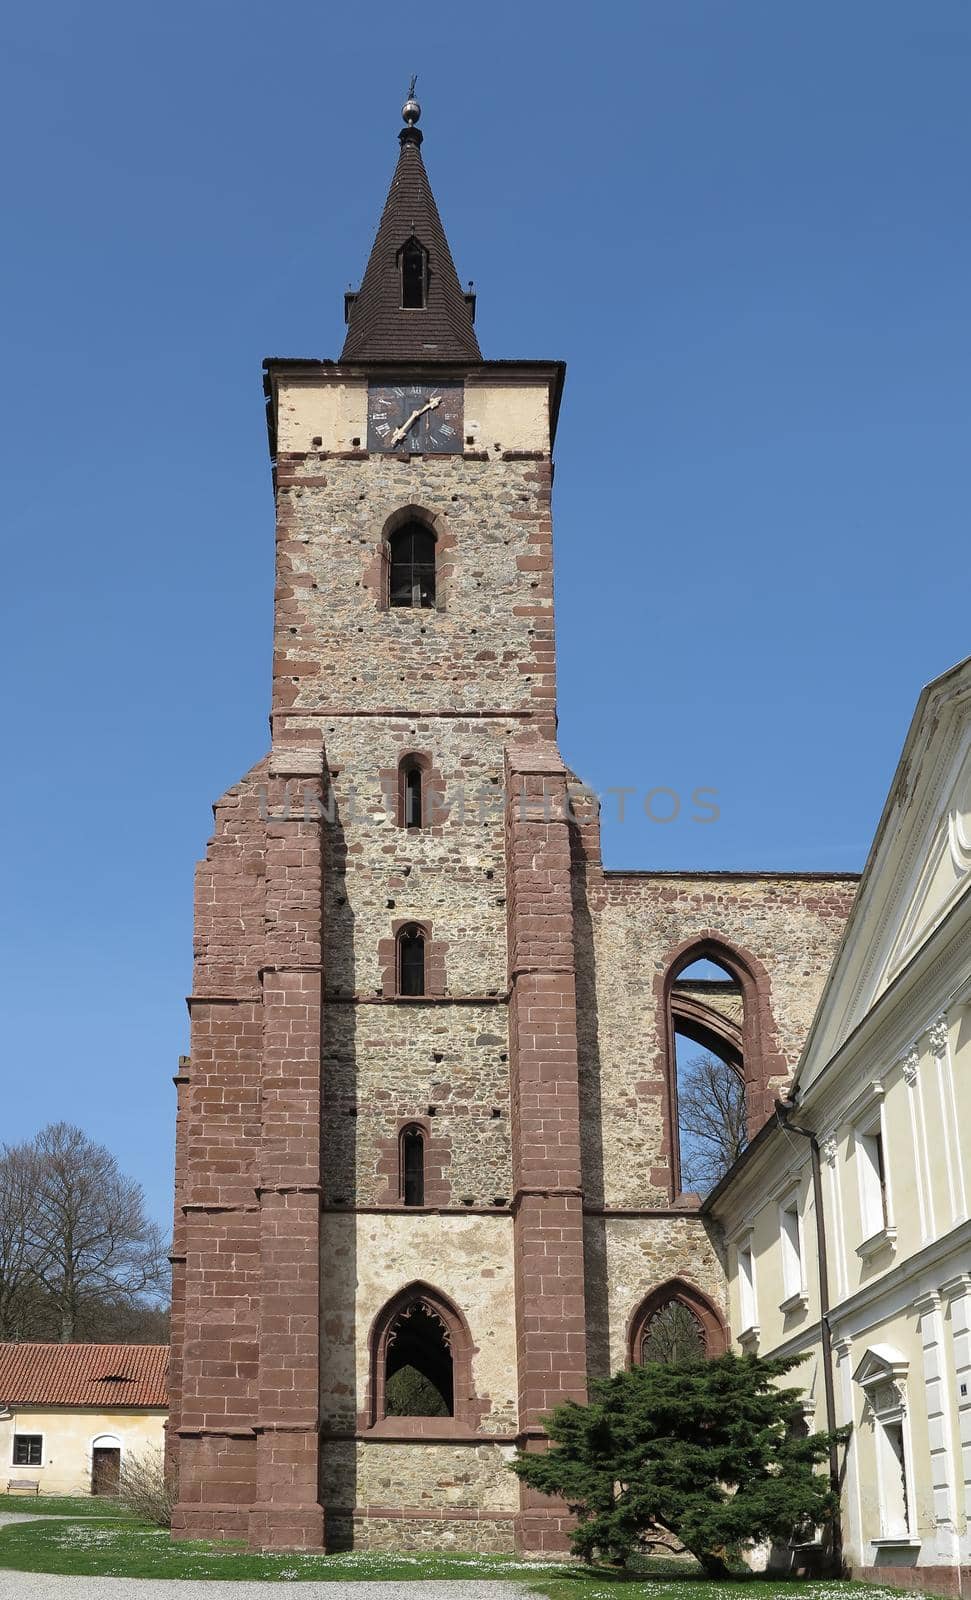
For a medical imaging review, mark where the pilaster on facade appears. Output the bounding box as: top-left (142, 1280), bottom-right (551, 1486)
top-left (913, 1290), bottom-right (960, 1562)
top-left (927, 1012), bottom-right (967, 1229)
top-left (941, 1274), bottom-right (971, 1534)
top-left (504, 742), bottom-right (587, 1552)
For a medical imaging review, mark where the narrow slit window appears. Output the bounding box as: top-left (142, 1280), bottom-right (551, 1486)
top-left (389, 522), bottom-right (436, 608)
top-left (398, 926), bottom-right (425, 997)
top-left (404, 765), bottom-right (423, 828)
top-left (402, 1128), bottom-right (425, 1206)
top-left (400, 239), bottom-right (427, 309)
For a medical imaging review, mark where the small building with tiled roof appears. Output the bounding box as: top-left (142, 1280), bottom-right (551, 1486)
top-left (0, 1344), bottom-right (168, 1497)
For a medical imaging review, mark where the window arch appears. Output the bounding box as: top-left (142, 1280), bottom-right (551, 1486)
top-left (397, 924), bottom-right (426, 997)
top-left (629, 1279), bottom-right (728, 1366)
top-left (366, 1283), bottom-right (480, 1433)
top-left (398, 754), bottom-right (427, 829)
top-left (661, 938), bottom-right (778, 1199)
top-left (400, 1124), bottom-right (425, 1206)
top-left (388, 520), bottom-right (436, 608)
top-left (398, 235), bottom-right (428, 309)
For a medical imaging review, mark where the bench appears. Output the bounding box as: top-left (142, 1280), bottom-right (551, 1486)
top-left (6, 1478), bottom-right (40, 1495)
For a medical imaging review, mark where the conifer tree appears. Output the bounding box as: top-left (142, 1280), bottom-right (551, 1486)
top-left (511, 1352), bottom-right (844, 1574)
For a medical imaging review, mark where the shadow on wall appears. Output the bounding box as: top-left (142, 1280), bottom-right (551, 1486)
top-left (320, 796), bottom-right (359, 1551)
top-left (571, 864), bottom-right (611, 1382)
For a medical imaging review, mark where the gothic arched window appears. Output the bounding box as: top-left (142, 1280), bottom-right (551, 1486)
top-left (388, 521), bottom-right (436, 608)
top-left (400, 1125), bottom-right (425, 1207)
top-left (629, 1279), bottom-right (728, 1367)
top-left (640, 1300), bottom-right (707, 1365)
top-left (385, 1299), bottom-right (452, 1416)
top-left (665, 944), bottom-right (755, 1197)
top-left (397, 925), bottom-right (426, 997)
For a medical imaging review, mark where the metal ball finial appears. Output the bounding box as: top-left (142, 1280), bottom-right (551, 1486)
top-left (402, 74), bottom-right (421, 126)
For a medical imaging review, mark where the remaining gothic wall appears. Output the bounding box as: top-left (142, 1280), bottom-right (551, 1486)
top-left (574, 869), bottom-right (859, 1210)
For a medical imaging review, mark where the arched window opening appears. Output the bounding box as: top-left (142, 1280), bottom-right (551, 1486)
top-left (388, 521), bottom-right (436, 608)
top-left (403, 763), bottom-right (423, 828)
top-left (629, 1280), bottom-right (728, 1367)
top-left (401, 1126), bottom-right (425, 1207)
top-left (669, 954), bottom-right (748, 1196)
top-left (640, 1300), bottom-right (707, 1365)
top-left (397, 925), bottom-right (425, 997)
top-left (399, 237), bottom-right (427, 309)
top-left (385, 1300), bottom-right (453, 1416)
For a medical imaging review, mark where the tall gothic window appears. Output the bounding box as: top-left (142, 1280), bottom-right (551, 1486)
top-left (397, 925), bottom-right (425, 997)
top-left (384, 1299), bottom-right (453, 1417)
top-left (668, 951), bottom-right (748, 1196)
top-left (400, 237), bottom-right (427, 309)
top-left (388, 521), bottom-right (436, 608)
top-left (401, 1126), bottom-right (425, 1207)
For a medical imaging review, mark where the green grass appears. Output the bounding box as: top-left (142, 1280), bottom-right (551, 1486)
top-left (0, 1493), bottom-right (131, 1519)
top-left (0, 1509), bottom-right (931, 1594)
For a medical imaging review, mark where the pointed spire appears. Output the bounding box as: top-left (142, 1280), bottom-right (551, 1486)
top-left (340, 88), bottom-right (481, 363)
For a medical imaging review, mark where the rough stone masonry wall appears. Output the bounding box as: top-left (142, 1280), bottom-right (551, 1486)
top-left (575, 870), bottom-right (859, 1211)
top-left (271, 451), bottom-right (556, 728)
top-left (266, 442), bottom-right (560, 1549)
top-left (314, 714), bottom-right (516, 1212)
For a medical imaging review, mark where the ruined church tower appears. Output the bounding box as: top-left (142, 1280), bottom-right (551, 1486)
top-left (167, 93), bottom-right (857, 1554)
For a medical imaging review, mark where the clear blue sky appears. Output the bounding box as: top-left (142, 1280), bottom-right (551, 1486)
top-left (1, 1), bottom-right (968, 1229)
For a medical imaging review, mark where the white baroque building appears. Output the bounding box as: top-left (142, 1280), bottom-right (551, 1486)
top-left (708, 655), bottom-right (971, 1598)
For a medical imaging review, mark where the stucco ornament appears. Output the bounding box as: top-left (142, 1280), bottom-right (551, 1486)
top-left (928, 1016), bottom-right (949, 1058)
top-left (821, 1135), bottom-right (838, 1167)
top-left (902, 1048), bottom-right (920, 1086)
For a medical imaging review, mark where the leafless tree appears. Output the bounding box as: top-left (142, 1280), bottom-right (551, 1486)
top-left (0, 1123), bottom-right (168, 1344)
top-left (678, 1050), bottom-right (748, 1194)
top-left (0, 1143), bottom-right (42, 1339)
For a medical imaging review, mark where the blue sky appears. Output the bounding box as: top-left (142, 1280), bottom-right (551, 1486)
top-left (1, 1), bottom-right (968, 1228)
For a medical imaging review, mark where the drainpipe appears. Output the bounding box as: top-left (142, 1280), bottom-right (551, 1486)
top-left (774, 1098), bottom-right (844, 1576)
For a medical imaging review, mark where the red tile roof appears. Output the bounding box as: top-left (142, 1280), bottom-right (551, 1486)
top-left (0, 1344), bottom-right (168, 1409)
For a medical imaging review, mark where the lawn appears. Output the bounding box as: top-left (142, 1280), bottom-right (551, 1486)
top-left (0, 1492), bottom-right (131, 1519)
top-left (0, 1507), bottom-right (928, 1596)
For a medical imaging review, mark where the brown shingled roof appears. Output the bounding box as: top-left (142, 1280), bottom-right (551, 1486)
top-left (0, 1344), bottom-right (168, 1409)
top-left (340, 128), bottom-right (481, 363)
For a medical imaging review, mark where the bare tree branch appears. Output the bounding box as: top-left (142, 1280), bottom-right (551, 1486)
top-left (678, 1050), bottom-right (748, 1193)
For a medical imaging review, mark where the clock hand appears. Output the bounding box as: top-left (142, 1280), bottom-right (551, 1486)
top-left (389, 394), bottom-right (442, 447)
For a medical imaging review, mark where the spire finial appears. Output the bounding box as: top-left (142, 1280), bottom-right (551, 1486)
top-left (402, 76), bottom-right (421, 127)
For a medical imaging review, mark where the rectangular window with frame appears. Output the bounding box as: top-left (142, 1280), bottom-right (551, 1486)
top-left (12, 1435), bottom-right (42, 1467)
top-left (738, 1237), bottom-right (757, 1331)
top-left (859, 1120), bottom-right (890, 1238)
top-left (780, 1197), bottom-right (804, 1302)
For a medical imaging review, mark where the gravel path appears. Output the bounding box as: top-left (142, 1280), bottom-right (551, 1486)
top-left (0, 1575), bottom-right (532, 1599)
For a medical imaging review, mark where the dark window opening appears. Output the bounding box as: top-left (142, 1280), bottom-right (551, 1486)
top-left (404, 764), bottom-right (423, 828)
top-left (402, 1127), bottom-right (425, 1206)
top-left (640, 1300), bottom-right (707, 1366)
top-left (385, 1301), bottom-right (453, 1415)
top-left (400, 239), bottom-right (427, 309)
top-left (389, 522), bottom-right (436, 608)
top-left (398, 925), bottom-right (425, 997)
top-left (13, 1435), bottom-right (42, 1467)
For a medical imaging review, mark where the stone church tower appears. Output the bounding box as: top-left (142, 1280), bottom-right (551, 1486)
top-left (167, 93), bottom-right (859, 1553)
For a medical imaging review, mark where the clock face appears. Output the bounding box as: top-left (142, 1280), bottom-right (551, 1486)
top-left (367, 381), bottom-right (463, 453)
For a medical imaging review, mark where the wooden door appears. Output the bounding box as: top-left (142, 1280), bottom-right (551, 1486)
top-left (91, 1446), bottom-right (121, 1497)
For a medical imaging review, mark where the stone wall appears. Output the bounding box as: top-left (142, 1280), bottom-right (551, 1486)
top-left (575, 869), bottom-right (859, 1209)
